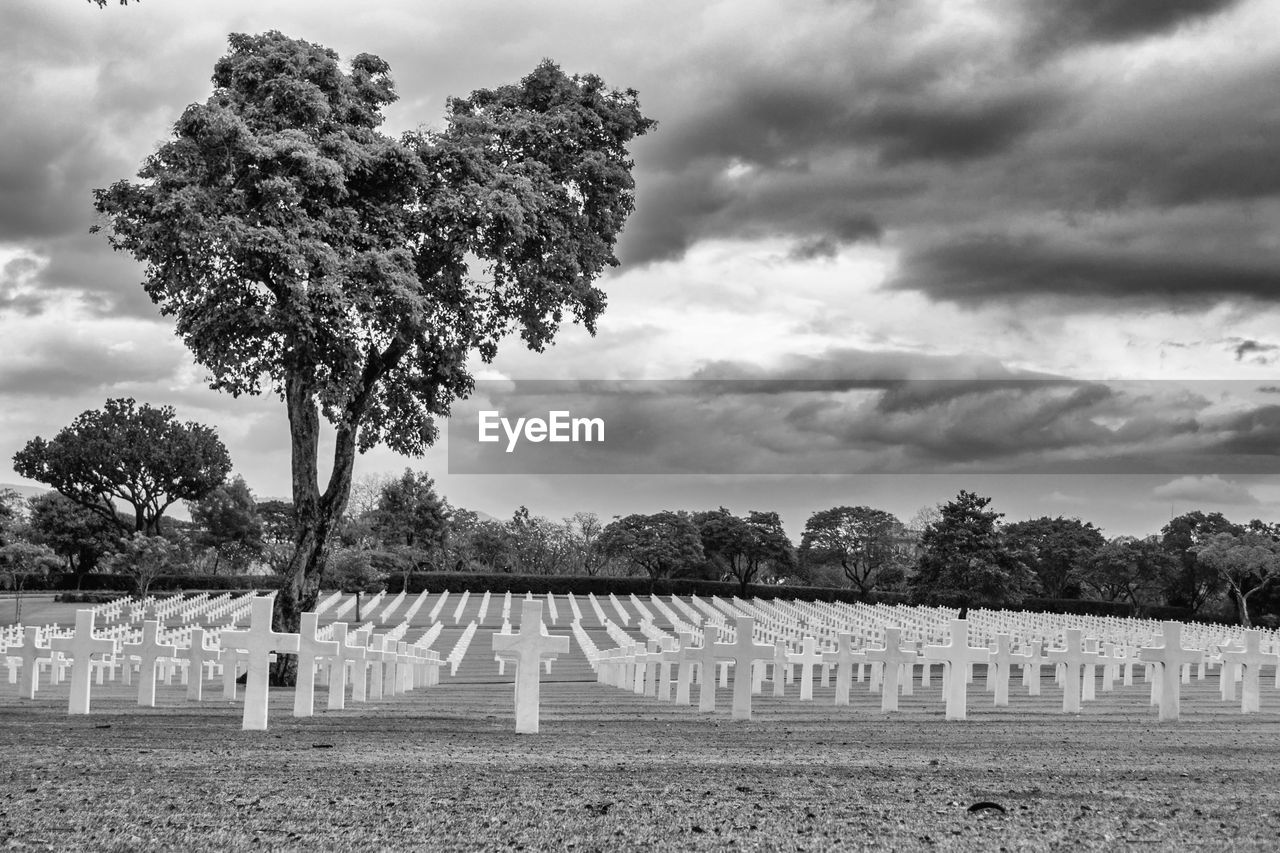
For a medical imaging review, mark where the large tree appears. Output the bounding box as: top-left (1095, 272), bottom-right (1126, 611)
top-left (1003, 516), bottom-right (1105, 599)
top-left (1192, 530), bottom-right (1280, 627)
top-left (797, 505), bottom-right (908, 594)
top-left (13, 398), bottom-right (231, 536)
top-left (1080, 535), bottom-right (1171, 612)
top-left (25, 492), bottom-right (121, 582)
top-left (597, 511), bottom-right (705, 581)
top-left (1160, 511), bottom-right (1243, 613)
top-left (909, 490), bottom-right (1038, 607)
top-left (697, 508), bottom-right (795, 595)
top-left (92, 31), bottom-right (654, 680)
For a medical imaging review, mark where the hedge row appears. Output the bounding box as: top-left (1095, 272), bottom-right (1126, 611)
top-left (381, 571), bottom-right (914, 605)
top-left (5, 572), bottom-right (283, 593)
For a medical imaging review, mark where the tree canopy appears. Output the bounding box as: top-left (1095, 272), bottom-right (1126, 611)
top-left (798, 505), bottom-right (908, 593)
top-left (910, 490), bottom-right (1038, 607)
top-left (13, 398), bottom-right (231, 536)
top-left (597, 511), bottom-right (705, 581)
top-left (1003, 516), bottom-right (1104, 599)
top-left (697, 508), bottom-right (795, 594)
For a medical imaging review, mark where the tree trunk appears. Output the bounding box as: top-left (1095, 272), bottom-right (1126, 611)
top-left (270, 370), bottom-right (360, 686)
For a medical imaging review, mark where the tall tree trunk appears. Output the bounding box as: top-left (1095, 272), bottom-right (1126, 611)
top-left (270, 371), bottom-right (362, 686)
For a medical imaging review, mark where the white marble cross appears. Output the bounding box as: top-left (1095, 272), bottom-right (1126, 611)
top-left (786, 636), bottom-right (825, 701)
top-left (769, 640), bottom-right (789, 698)
top-left (714, 616), bottom-right (775, 720)
top-left (14, 626), bottom-right (48, 700)
top-left (864, 626), bottom-right (918, 713)
top-left (177, 627), bottom-right (216, 701)
top-left (1221, 629), bottom-right (1279, 714)
top-left (219, 596), bottom-right (301, 731)
top-left (923, 619), bottom-right (991, 721)
top-left (325, 622), bottom-right (367, 710)
top-left (122, 620), bottom-right (177, 708)
top-left (293, 612), bottom-right (339, 718)
top-left (1047, 629), bottom-right (1087, 714)
top-left (986, 634), bottom-right (1015, 707)
top-left (682, 624), bottom-right (721, 712)
top-left (1138, 621), bottom-right (1202, 722)
top-left (491, 600), bottom-right (569, 734)
top-left (822, 632), bottom-right (864, 707)
top-left (50, 610), bottom-right (116, 715)
top-left (673, 631), bottom-right (696, 705)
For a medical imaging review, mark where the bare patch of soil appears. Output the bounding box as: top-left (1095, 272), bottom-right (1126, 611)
top-left (3, 677), bottom-right (1279, 851)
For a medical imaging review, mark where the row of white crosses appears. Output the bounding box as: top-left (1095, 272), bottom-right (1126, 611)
top-left (587, 605), bottom-right (1280, 722)
top-left (6, 596), bottom-right (448, 730)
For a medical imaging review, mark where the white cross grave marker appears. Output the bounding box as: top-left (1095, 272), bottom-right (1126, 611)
top-left (864, 626), bottom-right (918, 713)
top-left (50, 610), bottom-right (116, 715)
top-left (219, 596), bottom-right (301, 731)
top-left (491, 600), bottom-right (569, 734)
top-left (1046, 629), bottom-right (1087, 714)
top-left (177, 627), bottom-right (216, 702)
top-left (14, 626), bottom-right (48, 700)
top-left (326, 622), bottom-right (367, 710)
top-left (682, 625), bottom-right (721, 712)
top-left (1138, 621), bottom-right (1202, 722)
top-left (121, 620), bottom-right (177, 708)
top-left (823, 632), bottom-right (864, 707)
top-left (786, 636), bottom-right (825, 701)
top-left (714, 616), bottom-right (775, 720)
top-left (293, 612), bottom-right (339, 718)
top-left (923, 619), bottom-right (990, 721)
top-left (1221, 629), bottom-right (1280, 714)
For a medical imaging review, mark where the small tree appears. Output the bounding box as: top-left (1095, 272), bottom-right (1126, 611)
top-left (1192, 530), bottom-right (1280, 627)
top-left (370, 470), bottom-right (451, 559)
top-left (188, 475), bottom-right (265, 573)
top-left (101, 533), bottom-right (180, 598)
top-left (13, 398), bottom-right (231, 536)
top-left (0, 542), bottom-right (61, 623)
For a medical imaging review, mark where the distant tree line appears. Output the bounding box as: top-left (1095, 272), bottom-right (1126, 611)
top-left (7, 401), bottom-right (1280, 627)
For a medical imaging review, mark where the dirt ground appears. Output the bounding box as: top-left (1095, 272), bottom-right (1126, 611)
top-left (3, 672), bottom-right (1279, 852)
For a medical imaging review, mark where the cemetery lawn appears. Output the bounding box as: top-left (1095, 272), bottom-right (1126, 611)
top-left (4, 680), bottom-right (1279, 852)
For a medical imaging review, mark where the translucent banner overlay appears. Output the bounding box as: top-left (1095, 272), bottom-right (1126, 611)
top-left (446, 379), bottom-right (1280, 475)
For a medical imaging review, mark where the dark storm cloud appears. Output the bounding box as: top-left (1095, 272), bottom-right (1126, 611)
top-left (1232, 339), bottom-right (1278, 363)
top-left (1027, 0), bottom-right (1243, 51)
top-left (892, 233), bottom-right (1280, 304)
top-left (451, 349), bottom-right (1280, 475)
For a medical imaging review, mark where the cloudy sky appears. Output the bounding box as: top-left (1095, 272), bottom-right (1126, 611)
top-left (3, 0), bottom-right (1280, 539)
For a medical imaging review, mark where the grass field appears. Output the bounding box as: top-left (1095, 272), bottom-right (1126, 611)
top-left (4, 655), bottom-right (1280, 851)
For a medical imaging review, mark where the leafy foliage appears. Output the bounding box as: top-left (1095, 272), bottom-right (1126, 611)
top-left (909, 490), bottom-right (1039, 607)
top-left (14, 399), bottom-right (231, 536)
top-left (100, 532), bottom-right (182, 597)
top-left (797, 506), bottom-right (910, 593)
top-left (1192, 529), bottom-right (1280, 627)
top-left (25, 492), bottom-right (121, 578)
top-left (597, 511), bottom-right (706, 581)
top-left (1003, 516), bottom-right (1104, 599)
top-left (697, 508), bottom-right (795, 594)
top-left (1080, 535), bottom-right (1172, 611)
top-left (1160, 511), bottom-right (1243, 613)
top-left (188, 475), bottom-right (265, 573)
